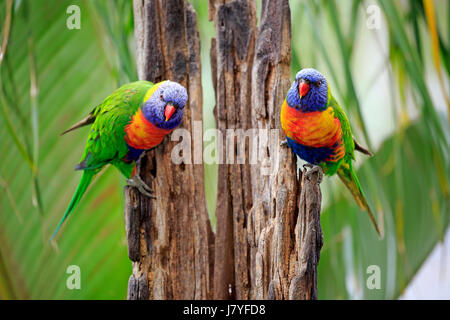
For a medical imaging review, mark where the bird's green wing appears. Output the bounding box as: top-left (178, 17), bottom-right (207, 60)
top-left (76, 80), bottom-right (154, 170)
top-left (328, 90), bottom-right (381, 236)
top-left (328, 93), bottom-right (355, 160)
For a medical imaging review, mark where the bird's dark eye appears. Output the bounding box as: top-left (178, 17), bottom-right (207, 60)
top-left (316, 80), bottom-right (322, 87)
top-left (160, 94), bottom-right (164, 100)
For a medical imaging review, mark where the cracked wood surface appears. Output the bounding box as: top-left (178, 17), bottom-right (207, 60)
top-left (210, 0), bottom-right (323, 300)
top-left (126, 0), bottom-right (214, 300)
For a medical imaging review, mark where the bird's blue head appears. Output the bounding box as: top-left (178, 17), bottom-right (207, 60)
top-left (286, 68), bottom-right (328, 112)
top-left (142, 80), bottom-right (188, 130)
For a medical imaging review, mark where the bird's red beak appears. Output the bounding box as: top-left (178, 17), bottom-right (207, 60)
top-left (299, 81), bottom-right (310, 97)
top-left (164, 103), bottom-right (176, 121)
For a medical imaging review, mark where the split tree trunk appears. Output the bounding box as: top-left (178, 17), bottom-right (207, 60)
top-left (126, 0), bottom-right (214, 300)
top-left (209, 0), bottom-right (324, 300)
top-left (127, 0), bottom-right (323, 300)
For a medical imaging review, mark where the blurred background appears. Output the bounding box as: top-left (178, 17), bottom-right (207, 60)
top-left (0, 0), bottom-right (448, 299)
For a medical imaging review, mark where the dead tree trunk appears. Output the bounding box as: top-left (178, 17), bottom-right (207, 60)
top-left (126, 0), bottom-right (214, 300)
top-left (209, 0), bottom-right (257, 300)
top-left (128, 0), bottom-right (323, 300)
top-left (210, 0), bottom-right (324, 300)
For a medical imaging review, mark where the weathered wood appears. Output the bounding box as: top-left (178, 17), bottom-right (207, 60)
top-left (289, 167), bottom-right (324, 300)
top-left (248, 0), bottom-right (298, 300)
top-left (127, 274), bottom-right (150, 300)
top-left (127, 0), bottom-right (214, 300)
top-left (210, 0), bottom-right (324, 300)
top-left (209, 0), bottom-right (257, 300)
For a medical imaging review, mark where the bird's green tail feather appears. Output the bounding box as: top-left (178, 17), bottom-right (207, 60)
top-left (50, 170), bottom-right (96, 241)
top-left (337, 162), bottom-right (382, 238)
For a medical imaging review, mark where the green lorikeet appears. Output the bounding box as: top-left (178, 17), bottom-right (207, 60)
top-left (51, 80), bottom-right (188, 240)
top-left (280, 68), bottom-right (381, 237)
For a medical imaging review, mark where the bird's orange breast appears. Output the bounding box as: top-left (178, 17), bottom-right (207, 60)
top-left (280, 99), bottom-right (342, 148)
top-left (124, 109), bottom-right (172, 150)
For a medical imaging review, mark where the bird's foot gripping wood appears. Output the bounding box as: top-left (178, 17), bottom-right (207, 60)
top-left (302, 164), bottom-right (323, 184)
top-left (127, 174), bottom-right (156, 199)
top-left (280, 140), bottom-right (288, 148)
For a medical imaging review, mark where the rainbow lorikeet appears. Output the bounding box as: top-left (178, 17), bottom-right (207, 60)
top-left (280, 68), bottom-right (381, 236)
top-left (51, 80), bottom-right (188, 240)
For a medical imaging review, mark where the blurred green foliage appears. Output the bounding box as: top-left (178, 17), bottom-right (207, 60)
top-left (0, 0), bottom-right (448, 299)
top-left (0, 0), bottom-right (131, 299)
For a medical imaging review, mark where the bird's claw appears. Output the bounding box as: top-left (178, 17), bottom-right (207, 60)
top-left (280, 140), bottom-right (288, 148)
top-left (127, 175), bottom-right (156, 199)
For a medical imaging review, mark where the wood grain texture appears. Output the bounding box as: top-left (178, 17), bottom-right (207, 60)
top-left (128, 0), bottom-right (214, 300)
top-left (129, 0), bottom-right (323, 300)
top-left (209, 0), bottom-right (257, 300)
top-left (249, 0), bottom-right (297, 300)
top-left (289, 167), bottom-right (323, 300)
top-left (210, 0), bottom-right (324, 300)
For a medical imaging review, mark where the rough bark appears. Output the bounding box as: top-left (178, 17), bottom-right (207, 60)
top-left (129, 0), bottom-right (323, 300)
top-left (126, 0), bottom-right (214, 300)
top-left (209, 0), bottom-right (257, 300)
top-left (249, 0), bottom-right (297, 300)
top-left (210, 0), bottom-right (324, 300)
top-left (289, 168), bottom-right (323, 300)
